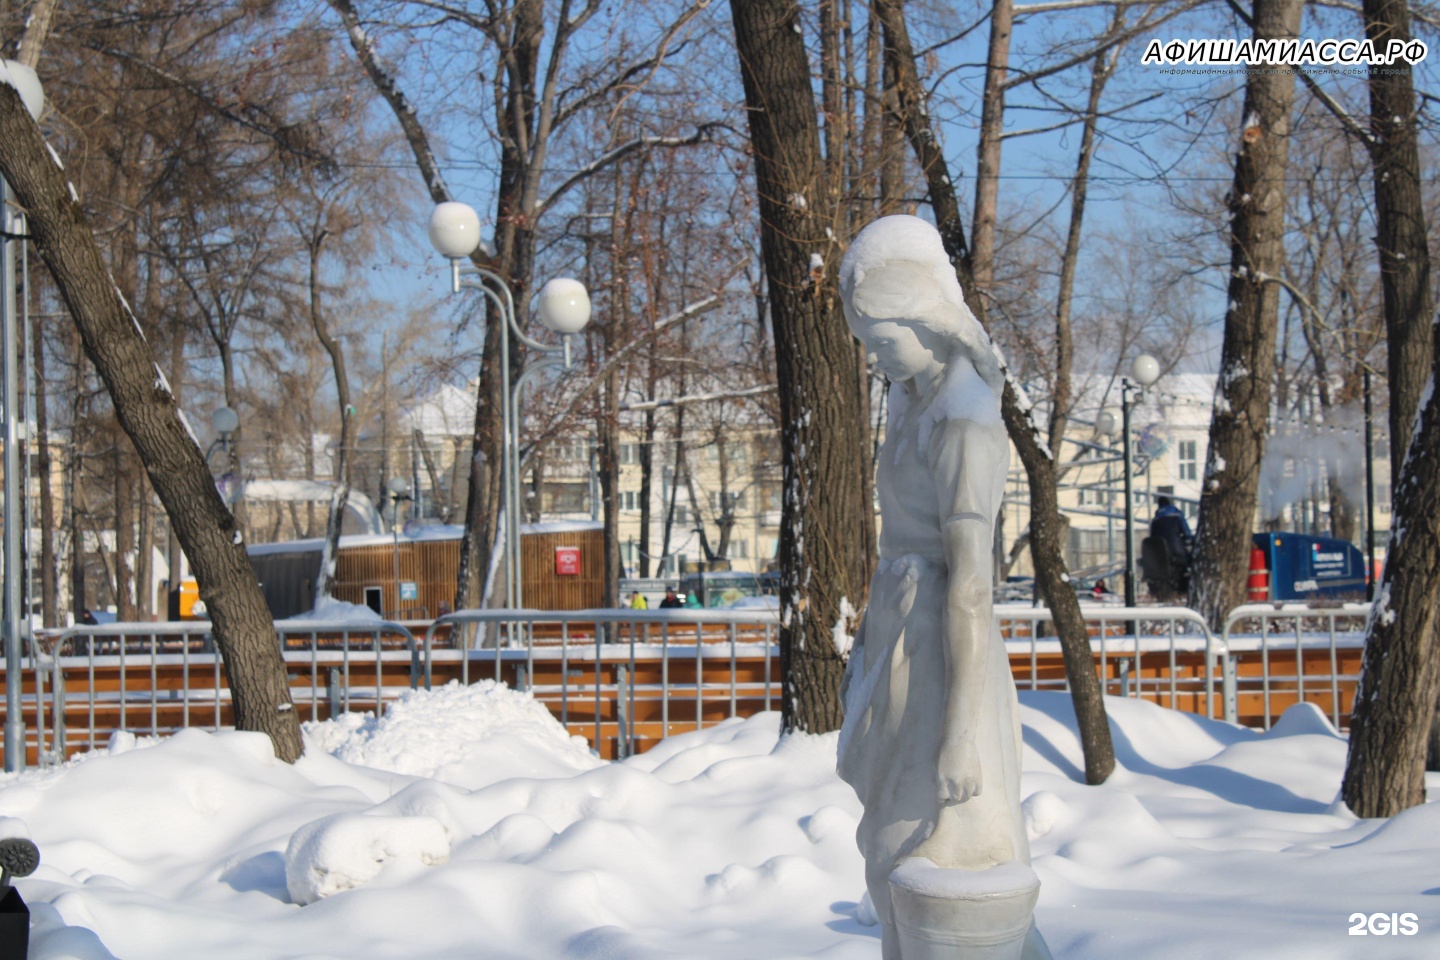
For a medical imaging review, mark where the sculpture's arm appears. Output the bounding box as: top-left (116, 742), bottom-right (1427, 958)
top-left (931, 418), bottom-right (1004, 804)
top-left (936, 511), bottom-right (991, 803)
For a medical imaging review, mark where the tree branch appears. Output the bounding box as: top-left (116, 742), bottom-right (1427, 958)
top-left (326, 0), bottom-right (455, 204)
top-left (535, 124), bottom-right (723, 218)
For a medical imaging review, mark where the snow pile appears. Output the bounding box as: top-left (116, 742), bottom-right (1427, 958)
top-left (285, 812), bottom-right (451, 904)
top-left (1, 686), bottom-right (1437, 958)
top-left (283, 597), bottom-right (384, 623)
top-left (306, 680), bottom-right (602, 788)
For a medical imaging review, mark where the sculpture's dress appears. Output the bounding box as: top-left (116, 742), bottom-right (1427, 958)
top-left (837, 358), bottom-right (1028, 927)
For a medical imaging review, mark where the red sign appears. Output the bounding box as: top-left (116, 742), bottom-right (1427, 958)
top-left (554, 546), bottom-right (581, 576)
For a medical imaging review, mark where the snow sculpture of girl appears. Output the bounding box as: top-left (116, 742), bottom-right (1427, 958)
top-left (838, 216), bottom-right (1049, 960)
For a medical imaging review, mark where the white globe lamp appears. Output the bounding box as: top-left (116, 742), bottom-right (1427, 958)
top-left (427, 202), bottom-right (482, 260)
top-left (1129, 354), bottom-right (1161, 387)
top-left (537, 278), bottom-right (591, 335)
top-left (1095, 407), bottom-right (1120, 437)
top-left (211, 406), bottom-right (239, 435)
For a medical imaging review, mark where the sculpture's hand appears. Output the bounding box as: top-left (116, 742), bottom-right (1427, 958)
top-left (936, 738), bottom-right (983, 804)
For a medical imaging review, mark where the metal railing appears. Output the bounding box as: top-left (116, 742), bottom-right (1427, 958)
top-left (24, 620), bottom-right (418, 765)
top-left (423, 609), bottom-right (781, 759)
top-left (995, 604), bottom-right (1223, 718)
top-left (1221, 603), bottom-right (1369, 730)
top-left (3, 601), bottom-right (1378, 767)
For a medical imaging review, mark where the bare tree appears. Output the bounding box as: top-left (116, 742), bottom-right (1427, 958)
top-left (1330, 0), bottom-right (1440, 818)
top-left (874, 0), bottom-right (1119, 784)
top-left (328, 0), bottom-right (717, 610)
top-left (1187, 0), bottom-right (1304, 628)
top-left (730, 0), bottom-right (874, 732)
top-left (0, 77), bottom-right (302, 761)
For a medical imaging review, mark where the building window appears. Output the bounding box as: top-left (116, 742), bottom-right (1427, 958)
top-left (545, 483), bottom-right (588, 513)
top-left (1178, 439), bottom-right (1198, 481)
top-left (619, 443), bottom-right (640, 465)
top-left (1377, 482), bottom-right (1391, 515)
top-left (620, 491), bottom-right (640, 512)
top-left (731, 539), bottom-right (750, 559)
top-left (551, 440), bottom-right (587, 463)
top-left (1077, 485), bottom-right (1108, 507)
top-left (710, 490), bottom-right (747, 514)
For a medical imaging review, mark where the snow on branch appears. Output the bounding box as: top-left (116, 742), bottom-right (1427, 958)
top-left (621, 384), bottom-right (776, 412)
top-left (327, 0), bottom-right (455, 204)
top-left (1294, 68), bottom-right (1376, 149)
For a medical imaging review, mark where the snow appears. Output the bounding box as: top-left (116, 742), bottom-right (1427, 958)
top-left (830, 596), bottom-right (857, 657)
top-left (281, 597), bottom-right (385, 624)
top-left (4, 688), bottom-right (1438, 958)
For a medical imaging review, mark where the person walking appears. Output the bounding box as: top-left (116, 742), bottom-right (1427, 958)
top-left (628, 591), bottom-right (649, 610)
top-left (659, 588), bottom-right (683, 609)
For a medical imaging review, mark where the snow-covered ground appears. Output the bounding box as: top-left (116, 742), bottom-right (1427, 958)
top-left (3, 682), bottom-right (1436, 959)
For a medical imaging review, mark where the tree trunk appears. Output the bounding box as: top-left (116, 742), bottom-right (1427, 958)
top-left (731, 0), bottom-right (873, 733)
top-left (1343, 348), bottom-right (1440, 815)
top-left (599, 371), bottom-right (622, 608)
top-left (638, 406), bottom-right (656, 578)
top-left (876, 0), bottom-right (1115, 783)
top-left (33, 309), bottom-right (57, 628)
top-left (113, 443), bottom-right (136, 621)
top-left (1342, 0), bottom-right (1439, 815)
top-left (1049, 40), bottom-right (1118, 457)
top-left (1363, 0), bottom-right (1434, 462)
top-left (1188, 0), bottom-right (1303, 629)
top-left (308, 231), bottom-right (353, 608)
top-left (0, 82), bottom-right (302, 762)
top-left (971, 0), bottom-right (1014, 291)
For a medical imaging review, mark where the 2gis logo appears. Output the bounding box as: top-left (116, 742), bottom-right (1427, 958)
top-left (1348, 912), bottom-right (1419, 936)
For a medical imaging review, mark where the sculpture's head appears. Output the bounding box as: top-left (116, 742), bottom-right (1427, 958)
top-left (840, 215), bottom-right (1002, 392)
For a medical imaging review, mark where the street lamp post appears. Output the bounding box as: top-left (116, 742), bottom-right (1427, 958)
top-left (387, 477), bottom-right (412, 617)
top-left (427, 202), bottom-right (591, 610)
top-left (1119, 355), bottom-right (1161, 612)
top-left (3, 61), bottom-right (45, 773)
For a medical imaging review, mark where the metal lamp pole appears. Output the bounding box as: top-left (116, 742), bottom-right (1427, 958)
top-left (2, 61), bottom-right (44, 773)
top-left (1120, 354), bottom-right (1161, 616)
top-left (387, 477), bottom-right (411, 617)
top-left (428, 203), bottom-right (591, 610)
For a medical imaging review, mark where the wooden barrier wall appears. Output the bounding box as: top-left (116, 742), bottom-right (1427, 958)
top-left (331, 528), bottom-right (605, 616)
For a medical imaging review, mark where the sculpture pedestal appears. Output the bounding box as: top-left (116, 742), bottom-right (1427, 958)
top-left (889, 858), bottom-right (1039, 960)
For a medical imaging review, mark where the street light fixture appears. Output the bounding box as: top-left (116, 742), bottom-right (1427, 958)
top-left (3, 61), bottom-right (45, 773)
top-left (427, 202), bottom-right (591, 610)
top-left (387, 477), bottom-right (412, 618)
top-left (206, 406), bottom-right (241, 504)
top-left (1110, 354), bottom-right (1162, 614)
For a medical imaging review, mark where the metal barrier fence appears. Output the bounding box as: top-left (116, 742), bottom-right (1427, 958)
top-left (422, 608), bottom-right (781, 759)
top-left (23, 620), bottom-right (419, 766)
top-left (1, 602), bottom-right (1375, 766)
top-left (1221, 603), bottom-right (1370, 730)
top-left (995, 604), bottom-right (1222, 717)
